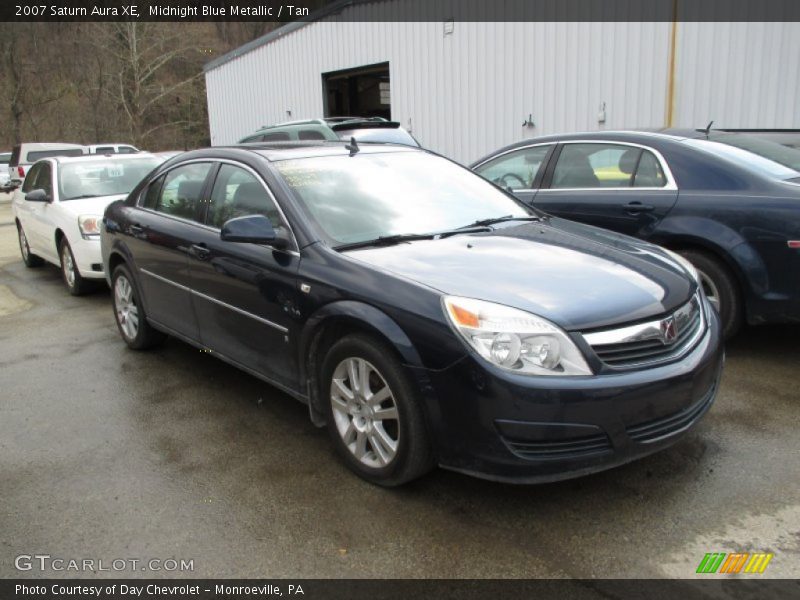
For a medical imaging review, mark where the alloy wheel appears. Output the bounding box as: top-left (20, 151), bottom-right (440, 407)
top-left (697, 268), bottom-right (721, 313)
top-left (330, 357), bottom-right (400, 468)
top-left (114, 275), bottom-right (139, 341)
top-left (61, 245), bottom-right (76, 288)
top-left (18, 227), bottom-right (30, 262)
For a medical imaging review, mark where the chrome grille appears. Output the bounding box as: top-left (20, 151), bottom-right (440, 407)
top-left (583, 294), bottom-right (705, 369)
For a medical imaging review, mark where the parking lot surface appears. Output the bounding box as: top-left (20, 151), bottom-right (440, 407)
top-left (1, 196), bottom-right (798, 579)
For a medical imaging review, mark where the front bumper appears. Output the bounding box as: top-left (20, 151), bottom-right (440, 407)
top-left (424, 306), bottom-right (724, 483)
top-left (69, 236), bottom-right (106, 279)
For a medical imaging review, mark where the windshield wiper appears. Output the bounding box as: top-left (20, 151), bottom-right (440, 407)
top-left (459, 215), bottom-right (542, 229)
top-left (334, 233), bottom-right (437, 252)
top-left (334, 226), bottom-right (498, 252)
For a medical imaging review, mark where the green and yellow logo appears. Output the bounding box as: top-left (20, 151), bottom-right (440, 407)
top-left (696, 552), bottom-right (773, 574)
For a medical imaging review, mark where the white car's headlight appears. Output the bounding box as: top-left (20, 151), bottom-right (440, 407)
top-left (663, 248), bottom-right (700, 284)
top-left (443, 296), bottom-right (593, 376)
top-left (78, 215), bottom-right (102, 238)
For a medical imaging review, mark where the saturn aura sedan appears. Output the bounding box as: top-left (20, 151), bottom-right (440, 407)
top-left (13, 153), bottom-right (163, 294)
top-left (101, 142), bottom-right (723, 485)
top-left (472, 130), bottom-right (800, 338)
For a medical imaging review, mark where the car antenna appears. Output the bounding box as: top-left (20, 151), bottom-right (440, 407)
top-left (345, 136), bottom-right (359, 156)
top-left (702, 120), bottom-right (714, 136)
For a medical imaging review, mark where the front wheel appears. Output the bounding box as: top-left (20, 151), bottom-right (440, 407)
top-left (59, 238), bottom-right (93, 296)
top-left (321, 333), bottom-right (434, 486)
top-left (678, 249), bottom-right (742, 339)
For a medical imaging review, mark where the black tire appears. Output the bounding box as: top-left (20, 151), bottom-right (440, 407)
top-left (17, 223), bottom-right (44, 267)
top-left (111, 263), bottom-right (166, 350)
top-left (59, 238), bottom-right (94, 296)
top-left (320, 333), bottom-right (434, 486)
top-left (678, 249), bottom-right (742, 339)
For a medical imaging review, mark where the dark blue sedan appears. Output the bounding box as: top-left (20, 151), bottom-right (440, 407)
top-left (100, 142), bottom-right (722, 485)
top-left (472, 131), bottom-right (800, 338)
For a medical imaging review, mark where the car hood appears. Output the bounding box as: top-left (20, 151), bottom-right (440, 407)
top-left (58, 194), bottom-right (128, 215)
top-left (344, 218), bottom-right (696, 331)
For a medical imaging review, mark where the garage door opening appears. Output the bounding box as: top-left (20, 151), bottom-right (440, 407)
top-left (323, 62), bottom-right (391, 120)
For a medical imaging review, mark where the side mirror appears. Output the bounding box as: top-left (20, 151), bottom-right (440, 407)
top-left (220, 215), bottom-right (290, 249)
top-left (25, 189), bottom-right (51, 203)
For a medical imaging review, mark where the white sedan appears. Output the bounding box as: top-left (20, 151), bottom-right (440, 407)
top-left (13, 153), bottom-right (163, 294)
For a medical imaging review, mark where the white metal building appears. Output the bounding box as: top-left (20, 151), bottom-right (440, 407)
top-left (204, 1), bottom-right (800, 164)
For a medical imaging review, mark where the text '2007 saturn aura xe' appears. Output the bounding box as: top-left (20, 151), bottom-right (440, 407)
top-left (101, 140), bottom-right (723, 486)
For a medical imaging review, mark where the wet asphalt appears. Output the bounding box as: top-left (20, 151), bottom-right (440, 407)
top-left (0, 198), bottom-right (798, 579)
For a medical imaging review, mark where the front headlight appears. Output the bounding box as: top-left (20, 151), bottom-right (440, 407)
top-left (78, 215), bottom-right (102, 238)
top-left (443, 296), bottom-right (593, 376)
top-left (663, 248), bottom-right (700, 284)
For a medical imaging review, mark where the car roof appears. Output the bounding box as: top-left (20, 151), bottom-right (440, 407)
top-left (168, 141), bottom-right (421, 164)
top-left (252, 116), bottom-right (389, 134)
top-left (17, 142), bottom-right (85, 150)
top-left (50, 152), bottom-right (159, 164)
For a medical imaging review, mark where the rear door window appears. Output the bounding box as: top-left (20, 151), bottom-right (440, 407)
top-left (550, 144), bottom-right (667, 189)
top-left (298, 130), bottom-right (327, 141)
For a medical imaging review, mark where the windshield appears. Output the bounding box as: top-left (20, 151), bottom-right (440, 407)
top-left (685, 138), bottom-right (800, 180)
top-left (274, 151), bottom-right (532, 245)
top-left (59, 157), bottom-right (161, 200)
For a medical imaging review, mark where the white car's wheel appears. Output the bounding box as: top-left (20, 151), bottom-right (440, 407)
top-left (17, 224), bottom-right (44, 267)
top-left (59, 238), bottom-right (92, 296)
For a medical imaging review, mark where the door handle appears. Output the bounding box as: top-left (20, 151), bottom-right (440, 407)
top-left (623, 201), bottom-right (655, 213)
top-left (189, 243), bottom-right (211, 261)
top-left (129, 224), bottom-right (145, 236)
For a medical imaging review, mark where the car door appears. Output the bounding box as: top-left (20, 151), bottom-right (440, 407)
top-left (186, 162), bottom-right (301, 389)
top-left (126, 161), bottom-right (215, 341)
top-left (534, 142), bottom-right (679, 237)
top-left (14, 162), bottom-right (45, 253)
top-left (25, 162), bottom-right (59, 261)
top-left (473, 144), bottom-right (554, 204)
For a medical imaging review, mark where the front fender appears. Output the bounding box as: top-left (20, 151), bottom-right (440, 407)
top-left (654, 215), bottom-right (767, 295)
top-left (298, 300), bottom-right (437, 428)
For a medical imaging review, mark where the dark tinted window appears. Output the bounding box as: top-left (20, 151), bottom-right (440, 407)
top-left (475, 145), bottom-right (552, 190)
top-left (26, 149), bottom-right (84, 162)
top-left (118, 146), bottom-right (138, 154)
top-left (95, 146), bottom-right (116, 154)
top-left (298, 130), bottom-right (327, 141)
top-left (206, 164), bottom-right (281, 229)
top-left (262, 132), bottom-right (291, 142)
top-left (155, 163), bottom-right (213, 221)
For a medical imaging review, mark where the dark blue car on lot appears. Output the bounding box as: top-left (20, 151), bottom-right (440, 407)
top-left (100, 142), bottom-right (722, 485)
top-left (472, 131), bottom-right (800, 338)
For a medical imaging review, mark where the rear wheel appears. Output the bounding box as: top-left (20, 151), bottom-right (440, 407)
top-left (321, 333), bottom-right (434, 486)
top-left (17, 223), bottom-right (44, 267)
top-left (111, 263), bottom-right (166, 350)
top-left (678, 249), bottom-right (742, 339)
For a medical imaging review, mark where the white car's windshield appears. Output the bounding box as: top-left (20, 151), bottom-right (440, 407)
top-left (274, 151), bottom-right (532, 245)
top-left (685, 138), bottom-right (800, 181)
top-left (59, 157), bottom-right (161, 200)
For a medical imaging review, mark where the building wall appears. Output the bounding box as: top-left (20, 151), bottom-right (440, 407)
top-left (205, 15), bottom-right (800, 164)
